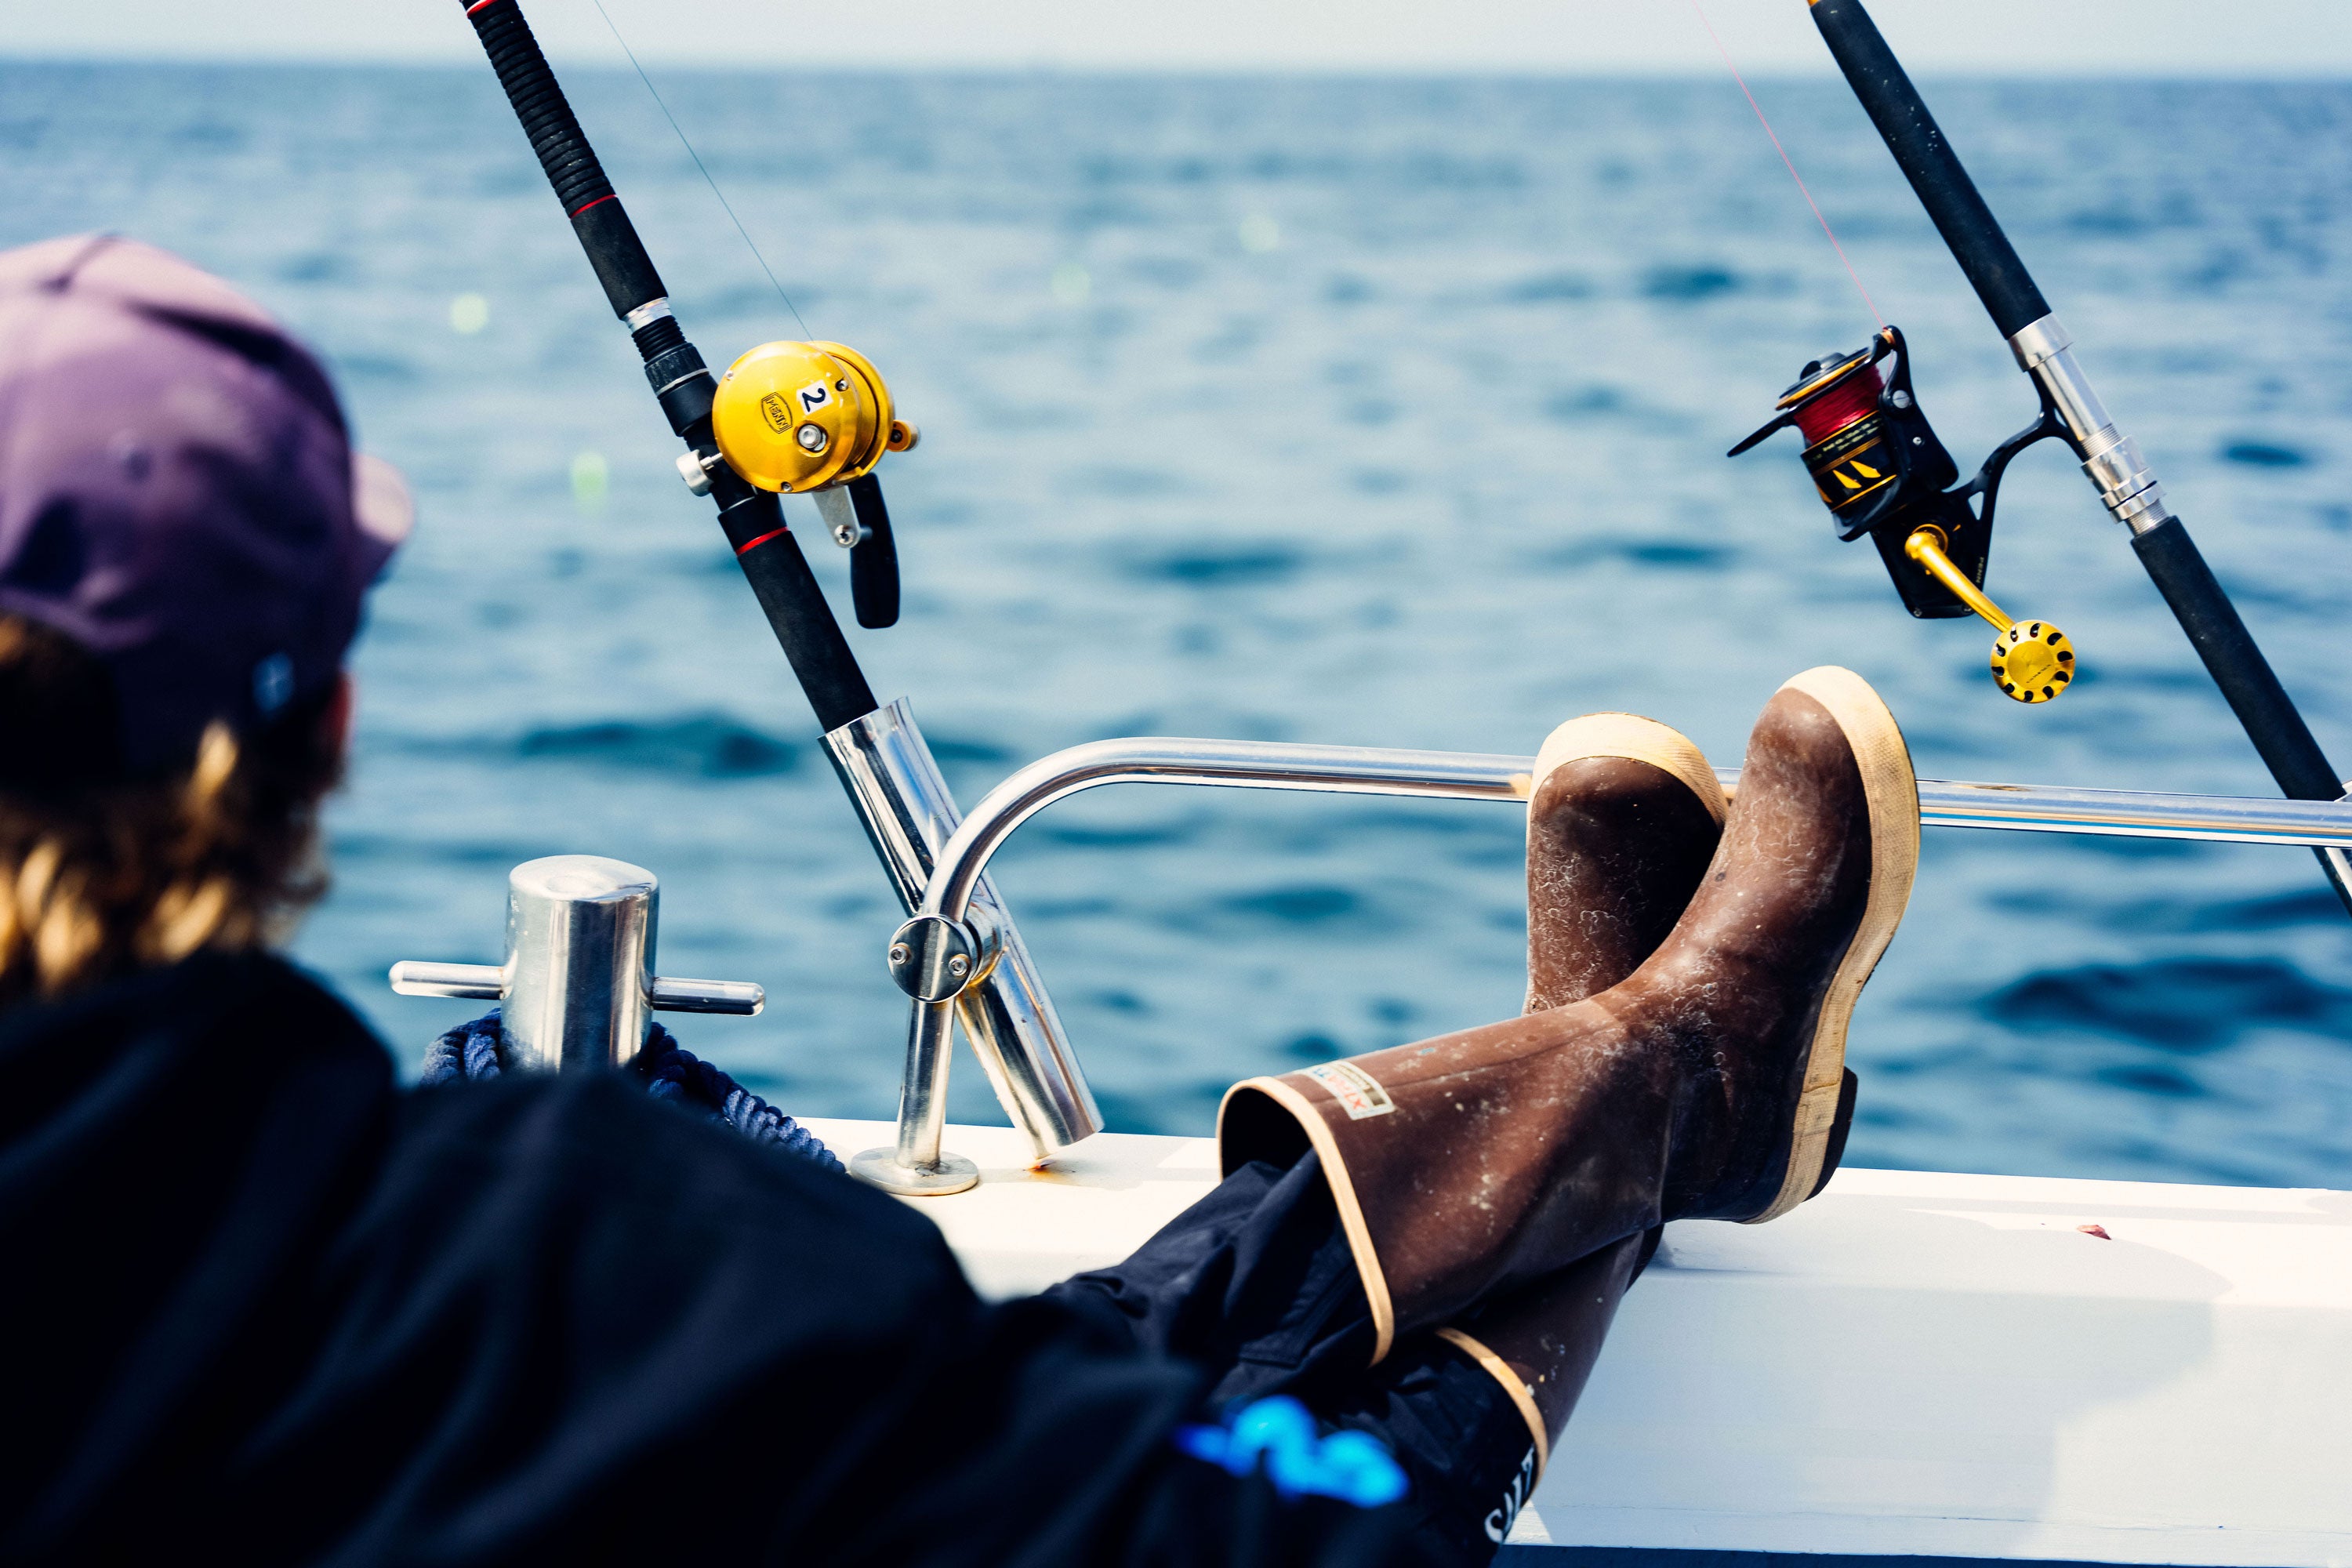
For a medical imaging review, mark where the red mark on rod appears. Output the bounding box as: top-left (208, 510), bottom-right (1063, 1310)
top-left (735, 524), bottom-right (791, 556)
top-left (568, 194), bottom-right (619, 220)
top-left (464, 0), bottom-right (503, 15)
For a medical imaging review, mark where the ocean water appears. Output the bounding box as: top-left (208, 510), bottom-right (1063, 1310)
top-left (5, 63), bottom-right (2349, 1188)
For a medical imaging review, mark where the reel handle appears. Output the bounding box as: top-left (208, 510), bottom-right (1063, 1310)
top-left (846, 474), bottom-right (901, 630)
top-left (1906, 526), bottom-right (2075, 703)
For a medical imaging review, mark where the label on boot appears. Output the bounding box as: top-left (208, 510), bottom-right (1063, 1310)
top-left (1303, 1061), bottom-right (1396, 1120)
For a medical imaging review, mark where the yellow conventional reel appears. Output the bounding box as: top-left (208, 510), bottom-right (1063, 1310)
top-left (1904, 525), bottom-right (2077, 703)
top-left (709, 339), bottom-right (918, 494)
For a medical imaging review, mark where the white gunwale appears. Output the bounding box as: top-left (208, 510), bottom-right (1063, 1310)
top-left (800, 1117), bottom-right (2352, 1567)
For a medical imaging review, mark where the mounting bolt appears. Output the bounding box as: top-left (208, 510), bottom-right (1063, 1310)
top-left (1891, 390), bottom-right (1914, 409)
top-left (887, 913), bottom-right (982, 1001)
top-left (797, 423), bottom-right (828, 452)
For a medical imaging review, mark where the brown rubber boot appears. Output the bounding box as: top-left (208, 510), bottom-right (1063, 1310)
top-left (1220, 666), bottom-right (1914, 1361)
top-left (1434, 1229), bottom-right (1655, 1486)
top-left (1451, 714), bottom-right (1719, 1478)
top-left (1522, 713), bottom-right (1726, 1014)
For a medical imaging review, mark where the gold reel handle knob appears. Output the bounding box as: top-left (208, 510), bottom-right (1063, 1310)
top-left (1990, 619), bottom-right (2076, 704)
top-left (1904, 526), bottom-right (2077, 704)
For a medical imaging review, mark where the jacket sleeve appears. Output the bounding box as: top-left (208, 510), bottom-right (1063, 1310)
top-left (223, 1069), bottom-right (1450, 1568)
top-left (804, 1290), bottom-right (1450, 1568)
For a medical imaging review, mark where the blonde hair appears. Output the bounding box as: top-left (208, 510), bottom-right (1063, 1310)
top-left (0, 615), bottom-right (343, 1006)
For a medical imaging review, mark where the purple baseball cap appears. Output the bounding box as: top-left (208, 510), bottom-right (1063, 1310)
top-left (0, 234), bottom-right (409, 775)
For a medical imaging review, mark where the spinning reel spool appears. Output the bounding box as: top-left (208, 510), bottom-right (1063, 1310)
top-left (683, 339), bottom-right (920, 630)
top-left (1731, 327), bottom-right (2077, 703)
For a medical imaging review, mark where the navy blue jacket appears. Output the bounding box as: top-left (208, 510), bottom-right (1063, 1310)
top-left (0, 953), bottom-right (1442, 1565)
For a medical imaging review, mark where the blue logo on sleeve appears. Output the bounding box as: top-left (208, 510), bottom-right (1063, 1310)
top-left (1172, 1395), bottom-right (1410, 1508)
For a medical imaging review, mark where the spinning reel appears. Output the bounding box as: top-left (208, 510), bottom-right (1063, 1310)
top-left (683, 339), bottom-right (920, 630)
top-left (1731, 326), bottom-right (2077, 703)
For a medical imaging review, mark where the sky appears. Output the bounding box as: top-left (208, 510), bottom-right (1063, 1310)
top-left (0, 0), bottom-right (2347, 75)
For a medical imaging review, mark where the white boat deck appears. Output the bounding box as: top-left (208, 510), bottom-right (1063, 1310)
top-left (800, 1118), bottom-right (2352, 1567)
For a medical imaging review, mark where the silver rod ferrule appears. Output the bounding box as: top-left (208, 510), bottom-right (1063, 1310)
top-left (2009, 312), bottom-right (2172, 534)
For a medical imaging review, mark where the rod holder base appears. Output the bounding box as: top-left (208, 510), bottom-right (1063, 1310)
top-left (851, 1146), bottom-right (980, 1196)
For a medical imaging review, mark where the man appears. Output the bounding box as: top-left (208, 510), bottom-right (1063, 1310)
top-left (0, 234), bottom-right (1915, 1565)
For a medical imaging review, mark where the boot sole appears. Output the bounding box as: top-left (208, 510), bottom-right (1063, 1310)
top-left (1743, 667), bottom-right (1918, 1224)
top-left (1525, 712), bottom-right (1728, 1012)
top-left (1528, 712), bottom-right (1728, 825)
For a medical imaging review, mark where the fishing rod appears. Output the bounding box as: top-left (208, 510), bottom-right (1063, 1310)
top-left (1732, 0), bottom-right (2352, 915)
top-left (453, 0), bottom-right (1102, 1171)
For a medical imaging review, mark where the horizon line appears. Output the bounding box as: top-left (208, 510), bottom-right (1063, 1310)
top-left (2, 50), bottom-right (2347, 82)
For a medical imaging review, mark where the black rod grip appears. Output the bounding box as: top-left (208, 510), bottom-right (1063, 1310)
top-left (2130, 519), bottom-right (2342, 802)
top-left (462, 0), bottom-right (665, 318)
top-left (720, 494), bottom-right (880, 731)
top-left (1809, 0), bottom-right (2050, 339)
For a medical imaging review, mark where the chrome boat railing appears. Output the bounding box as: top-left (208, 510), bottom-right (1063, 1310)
top-left (857, 736), bottom-right (2352, 1195)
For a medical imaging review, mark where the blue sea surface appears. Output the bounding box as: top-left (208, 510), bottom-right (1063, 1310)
top-left (5, 64), bottom-right (2349, 1188)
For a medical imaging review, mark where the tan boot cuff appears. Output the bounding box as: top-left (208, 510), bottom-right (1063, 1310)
top-left (1218, 1076), bottom-right (1398, 1364)
top-left (1434, 1326), bottom-right (1549, 1480)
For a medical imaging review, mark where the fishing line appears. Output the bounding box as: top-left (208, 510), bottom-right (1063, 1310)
top-left (589, 0), bottom-right (814, 338)
top-left (1687, 0), bottom-right (1884, 330)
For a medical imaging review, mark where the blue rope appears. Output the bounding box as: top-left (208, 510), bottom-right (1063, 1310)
top-left (423, 1011), bottom-right (841, 1173)
top-left (420, 1013), bottom-right (503, 1086)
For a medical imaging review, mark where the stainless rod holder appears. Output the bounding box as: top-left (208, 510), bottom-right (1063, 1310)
top-left (858, 735), bottom-right (2352, 1196)
top-left (390, 854), bottom-right (764, 1073)
top-left (826, 698), bottom-right (1099, 1184)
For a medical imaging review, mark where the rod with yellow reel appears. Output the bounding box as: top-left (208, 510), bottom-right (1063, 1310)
top-left (687, 339), bottom-right (921, 630)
